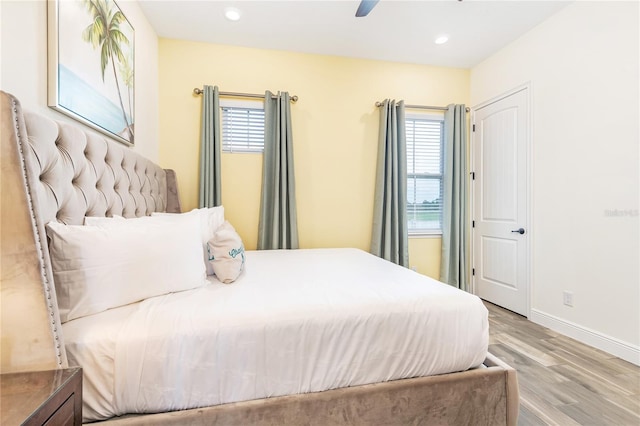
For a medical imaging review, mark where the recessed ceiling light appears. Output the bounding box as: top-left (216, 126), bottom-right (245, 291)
top-left (225, 7), bottom-right (241, 21)
top-left (434, 35), bottom-right (449, 45)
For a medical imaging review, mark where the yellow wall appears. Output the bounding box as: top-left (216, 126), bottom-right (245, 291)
top-left (408, 237), bottom-right (442, 278)
top-left (159, 39), bottom-right (469, 278)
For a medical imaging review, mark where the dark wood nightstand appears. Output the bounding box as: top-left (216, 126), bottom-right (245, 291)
top-left (1, 367), bottom-right (82, 426)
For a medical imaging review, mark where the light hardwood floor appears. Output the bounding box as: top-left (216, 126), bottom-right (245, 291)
top-left (484, 301), bottom-right (640, 426)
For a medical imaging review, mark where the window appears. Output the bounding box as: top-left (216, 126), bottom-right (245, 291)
top-left (406, 114), bottom-right (444, 234)
top-left (221, 100), bottom-right (265, 153)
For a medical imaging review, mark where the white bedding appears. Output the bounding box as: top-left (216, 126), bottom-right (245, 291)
top-left (63, 248), bottom-right (488, 422)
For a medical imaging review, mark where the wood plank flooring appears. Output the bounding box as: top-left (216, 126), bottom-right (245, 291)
top-left (484, 301), bottom-right (640, 426)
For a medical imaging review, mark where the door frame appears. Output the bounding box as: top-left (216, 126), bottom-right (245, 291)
top-left (470, 82), bottom-right (533, 317)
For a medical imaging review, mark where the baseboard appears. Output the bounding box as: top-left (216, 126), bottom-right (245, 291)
top-left (529, 309), bottom-right (640, 366)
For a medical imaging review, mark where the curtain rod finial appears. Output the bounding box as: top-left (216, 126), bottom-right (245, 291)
top-left (193, 88), bottom-right (203, 95)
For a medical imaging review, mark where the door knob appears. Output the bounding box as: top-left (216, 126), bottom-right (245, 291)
top-left (511, 228), bottom-right (525, 235)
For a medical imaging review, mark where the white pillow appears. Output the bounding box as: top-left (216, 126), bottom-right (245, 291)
top-left (84, 215), bottom-right (125, 225)
top-left (207, 221), bottom-right (245, 284)
top-left (47, 212), bottom-right (206, 322)
top-left (153, 206), bottom-right (225, 275)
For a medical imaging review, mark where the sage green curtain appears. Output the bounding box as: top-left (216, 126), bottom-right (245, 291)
top-left (198, 85), bottom-right (222, 207)
top-left (370, 100), bottom-right (409, 267)
top-left (440, 104), bottom-right (468, 290)
top-left (258, 91), bottom-right (299, 250)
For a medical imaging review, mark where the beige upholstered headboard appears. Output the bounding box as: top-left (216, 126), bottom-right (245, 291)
top-left (0, 91), bottom-right (181, 373)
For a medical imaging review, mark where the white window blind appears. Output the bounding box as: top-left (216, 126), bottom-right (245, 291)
top-left (406, 115), bottom-right (444, 234)
top-left (221, 104), bottom-right (265, 153)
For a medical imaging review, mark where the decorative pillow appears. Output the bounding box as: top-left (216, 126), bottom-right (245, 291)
top-left (47, 211), bottom-right (206, 322)
top-left (153, 206), bottom-right (225, 275)
top-left (207, 221), bottom-right (245, 284)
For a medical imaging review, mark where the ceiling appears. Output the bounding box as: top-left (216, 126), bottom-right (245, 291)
top-left (138, 0), bottom-right (570, 68)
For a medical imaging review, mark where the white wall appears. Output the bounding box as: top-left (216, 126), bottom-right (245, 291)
top-left (471, 1), bottom-right (639, 364)
top-left (0, 0), bottom-right (159, 161)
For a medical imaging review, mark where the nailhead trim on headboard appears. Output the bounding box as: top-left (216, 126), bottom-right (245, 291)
top-left (15, 98), bottom-right (173, 368)
top-left (12, 98), bottom-right (63, 367)
top-left (3, 89), bottom-right (176, 369)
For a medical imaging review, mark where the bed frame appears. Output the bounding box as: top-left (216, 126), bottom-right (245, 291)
top-left (0, 91), bottom-right (519, 425)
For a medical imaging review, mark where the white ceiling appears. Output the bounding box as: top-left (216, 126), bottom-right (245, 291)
top-left (138, 0), bottom-right (570, 68)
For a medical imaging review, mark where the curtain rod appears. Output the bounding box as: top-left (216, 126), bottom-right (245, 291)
top-left (375, 101), bottom-right (469, 113)
top-left (194, 88), bottom-right (298, 103)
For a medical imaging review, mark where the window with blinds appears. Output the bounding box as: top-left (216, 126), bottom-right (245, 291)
top-left (406, 115), bottom-right (444, 234)
top-left (221, 102), bottom-right (265, 153)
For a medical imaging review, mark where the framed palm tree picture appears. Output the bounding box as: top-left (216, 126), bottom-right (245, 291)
top-left (48, 0), bottom-right (135, 146)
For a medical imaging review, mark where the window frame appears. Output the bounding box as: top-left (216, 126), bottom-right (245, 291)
top-left (220, 99), bottom-right (265, 154)
top-left (405, 111), bottom-right (445, 237)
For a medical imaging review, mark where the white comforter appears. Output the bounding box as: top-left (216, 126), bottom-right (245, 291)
top-left (63, 248), bottom-right (488, 421)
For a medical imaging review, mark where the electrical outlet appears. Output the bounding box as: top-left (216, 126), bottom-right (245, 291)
top-left (563, 291), bottom-right (573, 307)
top-left (410, 266), bottom-right (418, 272)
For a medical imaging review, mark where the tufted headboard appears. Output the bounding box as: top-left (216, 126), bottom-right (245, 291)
top-left (0, 91), bottom-right (181, 373)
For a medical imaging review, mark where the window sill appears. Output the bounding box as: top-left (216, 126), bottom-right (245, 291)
top-left (222, 151), bottom-right (264, 155)
top-left (409, 232), bottom-right (442, 239)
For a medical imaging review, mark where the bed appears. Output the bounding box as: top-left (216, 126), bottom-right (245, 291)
top-left (0, 90), bottom-right (519, 425)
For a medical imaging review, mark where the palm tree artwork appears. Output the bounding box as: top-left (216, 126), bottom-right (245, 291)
top-left (81, 0), bottom-right (134, 143)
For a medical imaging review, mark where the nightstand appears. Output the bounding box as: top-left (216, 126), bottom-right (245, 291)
top-left (1, 367), bottom-right (82, 426)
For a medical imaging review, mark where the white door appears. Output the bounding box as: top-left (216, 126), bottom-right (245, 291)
top-left (472, 87), bottom-right (530, 316)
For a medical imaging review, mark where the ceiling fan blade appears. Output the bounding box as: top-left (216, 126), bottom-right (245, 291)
top-left (355, 0), bottom-right (379, 17)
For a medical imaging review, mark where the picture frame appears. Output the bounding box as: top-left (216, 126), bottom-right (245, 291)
top-left (48, 0), bottom-right (135, 146)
